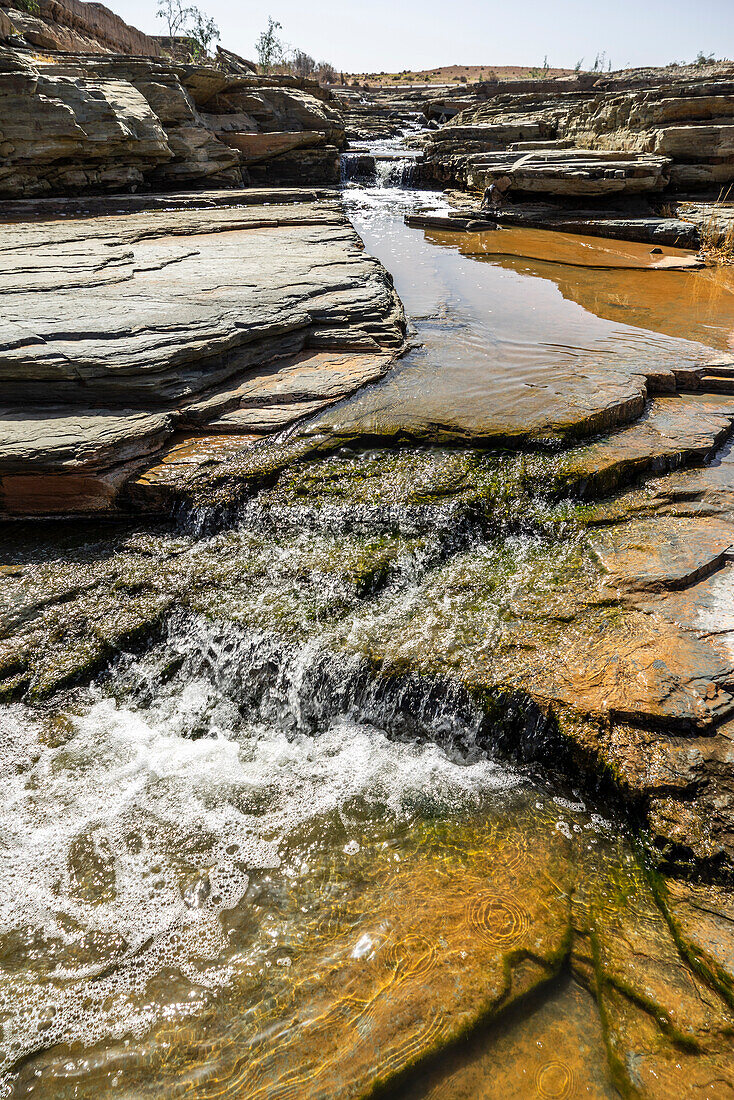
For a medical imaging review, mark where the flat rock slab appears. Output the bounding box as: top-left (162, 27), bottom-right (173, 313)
top-left (0, 201), bottom-right (404, 405)
top-left (558, 394), bottom-right (734, 496)
top-left (0, 197), bottom-right (405, 513)
top-left (187, 349), bottom-right (394, 433)
top-left (492, 207), bottom-right (702, 249)
top-left (0, 187), bottom-right (338, 221)
top-left (591, 515), bottom-right (734, 592)
top-left (408, 206), bottom-right (702, 250)
top-left (411, 209), bottom-right (704, 262)
top-left (461, 150), bottom-right (671, 196)
top-left (0, 408), bottom-right (175, 515)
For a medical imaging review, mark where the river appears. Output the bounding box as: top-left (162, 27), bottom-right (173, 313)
top-left (2, 138), bottom-right (734, 1098)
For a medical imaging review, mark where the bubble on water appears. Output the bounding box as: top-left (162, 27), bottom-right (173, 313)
top-left (552, 795), bottom-right (586, 813)
top-left (0, 614), bottom-right (523, 1085)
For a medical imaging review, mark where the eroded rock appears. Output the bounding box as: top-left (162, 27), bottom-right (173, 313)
top-left (0, 196), bottom-right (405, 515)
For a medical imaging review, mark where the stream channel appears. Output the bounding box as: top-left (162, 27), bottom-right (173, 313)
top-left (2, 138), bottom-right (734, 1098)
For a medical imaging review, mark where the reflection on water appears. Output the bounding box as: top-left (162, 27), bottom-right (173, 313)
top-left (442, 227), bottom-right (734, 348)
top-left (310, 186), bottom-right (734, 442)
top-left (4, 165), bottom-right (734, 1099)
top-left (430, 224), bottom-right (702, 270)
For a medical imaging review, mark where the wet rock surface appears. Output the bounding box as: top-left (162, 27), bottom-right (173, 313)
top-left (411, 194), bottom-right (703, 249)
top-left (4, 68), bottom-right (734, 1094)
top-left (3, 469), bottom-right (734, 1094)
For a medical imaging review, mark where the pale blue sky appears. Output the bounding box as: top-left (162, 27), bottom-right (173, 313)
top-left (115, 0), bottom-right (733, 73)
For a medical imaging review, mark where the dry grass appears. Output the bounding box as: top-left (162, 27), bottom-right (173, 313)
top-left (345, 65), bottom-right (576, 88)
top-left (698, 187), bottom-right (734, 264)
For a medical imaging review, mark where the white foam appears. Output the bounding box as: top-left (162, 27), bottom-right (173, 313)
top-left (0, 641), bottom-right (520, 1082)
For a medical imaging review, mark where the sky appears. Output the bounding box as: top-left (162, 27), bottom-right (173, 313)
top-left (114, 0), bottom-right (733, 73)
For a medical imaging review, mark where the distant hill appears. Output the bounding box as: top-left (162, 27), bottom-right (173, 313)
top-left (345, 65), bottom-right (579, 87)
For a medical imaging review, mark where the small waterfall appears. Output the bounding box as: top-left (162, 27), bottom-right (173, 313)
top-left (340, 152), bottom-right (376, 184)
top-left (340, 149), bottom-right (423, 188)
top-left (114, 613), bottom-right (490, 752)
top-left (375, 157), bottom-right (419, 188)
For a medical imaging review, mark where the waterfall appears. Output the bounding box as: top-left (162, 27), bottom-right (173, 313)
top-left (374, 157), bottom-right (419, 188)
top-left (340, 152), bottom-right (376, 183)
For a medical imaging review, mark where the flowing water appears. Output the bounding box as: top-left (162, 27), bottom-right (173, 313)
top-left (2, 140), bottom-right (734, 1097)
top-left (0, 504), bottom-right (626, 1099)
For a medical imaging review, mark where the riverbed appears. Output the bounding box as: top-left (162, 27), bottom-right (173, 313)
top-left (2, 146), bottom-right (734, 1098)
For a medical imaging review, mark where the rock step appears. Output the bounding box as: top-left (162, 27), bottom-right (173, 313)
top-left (697, 374), bottom-right (734, 393)
top-left (556, 394), bottom-right (734, 498)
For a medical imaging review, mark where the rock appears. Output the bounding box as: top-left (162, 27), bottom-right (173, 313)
top-left (557, 394), bottom-right (734, 497)
top-left (0, 195), bottom-right (404, 515)
top-left (214, 45), bottom-right (256, 75)
top-left (449, 149), bottom-right (672, 197)
top-left (661, 878), bottom-right (734, 1002)
top-left (219, 129), bottom-right (328, 163)
top-left (332, 85), bottom-right (427, 140)
top-left (185, 349), bottom-right (394, 432)
top-left (0, 185), bottom-right (335, 220)
top-left (0, 58), bottom-right (173, 197)
top-left (678, 200), bottom-right (734, 249)
top-left (576, 853), bottom-right (734, 1099)
top-left (212, 84), bottom-right (345, 146)
top-left (0, 48), bottom-right (348, 198)
top-left (424, 63), bottom-right (734, 196)
top-left (590, 515), bottom-right (734, 592)
top-left (0, 0), bottom-right (161, 55)
top-left (418, 199), bottom-right (702, 248)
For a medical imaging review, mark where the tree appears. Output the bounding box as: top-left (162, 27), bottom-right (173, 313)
top-left (256, 17), bottom-right (284, 73)
top-left (292, 49), bottom-right (315, 78)
top-left (316, 60), bottom-right (336, 84)
top-left (156, 0), bottom-right (195, 41)
top-left (189, 8), bottom-right (220, 56)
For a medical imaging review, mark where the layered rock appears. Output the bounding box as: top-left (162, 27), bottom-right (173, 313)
top-left (333, 85), bottom-right (430, 140)
top-left (0, 0), bottom-right (160, 55)
top-left (424, 63), bottom-right (734, 197)
top-left (0, 47), bottom-right (347, 197)
top-left (0, 193), bottom-right (405, 514)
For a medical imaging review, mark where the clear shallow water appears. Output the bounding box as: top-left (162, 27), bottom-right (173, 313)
top-left (311, 181), bottom-right (734, 442)
top-left (3, 156), bottom-right (734, 1098)
top-left (0, 602), bottom-right (611, 1099)
top-left (0, 487), bottom-right (625, 1099)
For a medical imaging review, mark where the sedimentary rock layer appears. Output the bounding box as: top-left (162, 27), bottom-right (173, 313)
top-left (0, 0), bottom-right (160, 55)
top-left (423, 63), bottom-right (734, 196)
top-left (0, 48), bottom-right (346, 196)
top-left (0, 194), bottom-right (405, 514)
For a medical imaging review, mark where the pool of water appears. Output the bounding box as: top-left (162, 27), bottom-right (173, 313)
top-left (310, 182), bottom-right (734, 442)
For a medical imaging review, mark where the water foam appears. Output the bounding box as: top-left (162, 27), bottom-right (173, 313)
top-left (0, 614), bottom-right (520, 1086)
